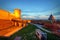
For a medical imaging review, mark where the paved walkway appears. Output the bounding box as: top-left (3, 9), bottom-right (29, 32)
top-left (31, 23), bottom-right (52, 33)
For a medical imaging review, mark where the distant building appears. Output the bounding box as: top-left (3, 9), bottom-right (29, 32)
top-left (48, 14), bottom-right (56, 23)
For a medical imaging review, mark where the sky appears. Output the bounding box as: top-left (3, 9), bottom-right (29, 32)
top-left (0, 0), bottom-right (60, 20)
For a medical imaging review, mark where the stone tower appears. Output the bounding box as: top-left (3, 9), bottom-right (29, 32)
top-left (14, 9), bottom-right (21, 19)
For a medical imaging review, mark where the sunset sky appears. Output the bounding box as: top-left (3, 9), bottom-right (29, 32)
top-left (0, 0), bottom-right (60, 20)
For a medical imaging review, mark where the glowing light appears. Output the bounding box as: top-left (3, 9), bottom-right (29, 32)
top-left (14, 9), bottom-right (21, 18)
top-left (0, 9), bottom-right (31, 37)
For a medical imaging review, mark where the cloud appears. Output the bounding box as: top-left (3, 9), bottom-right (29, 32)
top-left (55, 15), bottom-right (60, 19)
top-left (22, 16), bottom-right (35, 18)
top-left (22, 15), bottom-right (60, 20)
top-left (21, 14), bottom-right (30, 16)
top-left (22, 15), bottom-right (49, 20)
top-left (22, 16), bottom-right (36, 20)
top-left (54, 12), bottom-right (60, 15)
top-left (39, 15), bottom-right (49, 19)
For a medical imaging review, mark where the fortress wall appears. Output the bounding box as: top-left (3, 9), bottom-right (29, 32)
top-left (0, 9), bottom-right (21, 20)
top-left (0, 9), bottom-right (17, 20)
top-left (0, 10), bottom-right (9, 20)
top-left (0, 10), bottom-right (14, 20)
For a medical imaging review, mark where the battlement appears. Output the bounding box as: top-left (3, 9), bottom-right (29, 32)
top-left (0, 9), bottom-right (21, 20)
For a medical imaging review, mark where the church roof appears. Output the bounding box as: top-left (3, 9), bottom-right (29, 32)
top-left (48, 14), bottom-right (55, 20)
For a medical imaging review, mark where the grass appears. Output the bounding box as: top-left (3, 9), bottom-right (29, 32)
top-left (47, 33), bottom-right (60, 40)
top-left (9, 24), bottom-right (39, 40)
top-left (39, 26), bottom-right (60, 40)
top-left (42, 27), bottom-right (52, 31)
top-left (0, 24), bottom-right (60, 40)
top-left (10, 24), bottom-right (60, 40)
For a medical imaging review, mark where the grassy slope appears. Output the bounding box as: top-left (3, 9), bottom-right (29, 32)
top-left (40, 27), bottom-right (60, 40)
top-left (10, 24), bottom-right (39, 40)
top-left (9, 24), bottom-right (60, 40)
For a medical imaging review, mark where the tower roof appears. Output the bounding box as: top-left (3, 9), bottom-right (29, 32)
top-left (48, 14), bottom-right (55, 20)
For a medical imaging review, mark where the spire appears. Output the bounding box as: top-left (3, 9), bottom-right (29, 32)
top-left (48, 14), bottom-right (53, 20)
top-left (48, 13), bottom-right (56, 23)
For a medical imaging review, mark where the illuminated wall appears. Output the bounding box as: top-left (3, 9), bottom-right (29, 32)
top-left (0, 9), bottom-right (11, 20)
top-left (0, 9), bottom-right (32, 37)
top-left (27, 20), bottom-right (31, 23)
top-left (14, 9), bottom-right (21, 19)
top-left (0, 9), bottom-right (21, 20)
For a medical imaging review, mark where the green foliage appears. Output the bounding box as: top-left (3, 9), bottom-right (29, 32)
top-left (9, 24), bottom-right (60, 40)
top-left (10, 24), bottom-right (38, 40)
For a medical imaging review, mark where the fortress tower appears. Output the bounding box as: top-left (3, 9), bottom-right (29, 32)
top-left (14, 9), bottom-right (21, 19)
